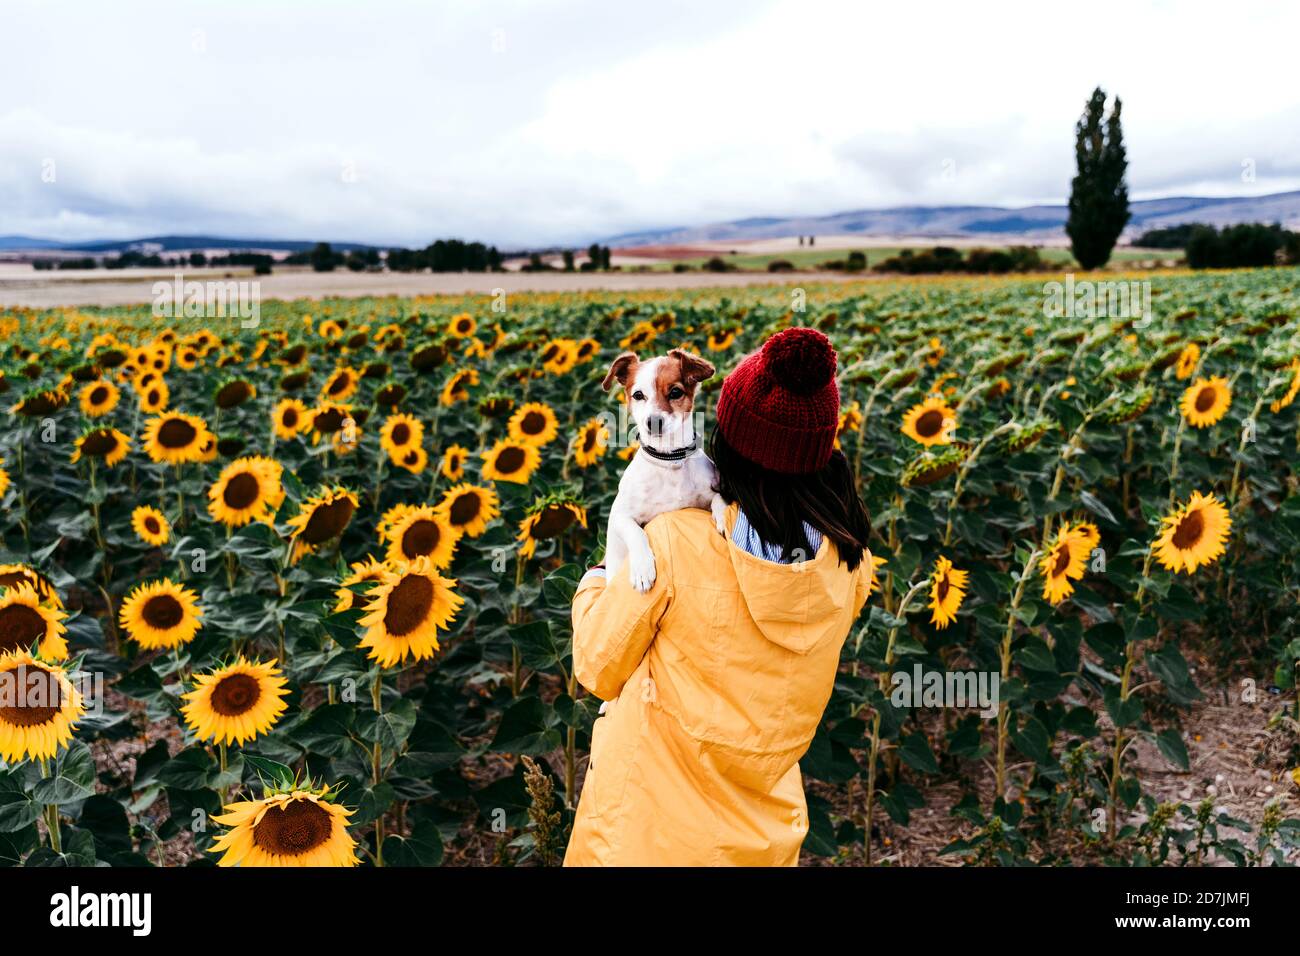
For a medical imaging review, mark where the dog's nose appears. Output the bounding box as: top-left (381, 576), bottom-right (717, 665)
top-left (645, 414), bottom-right (665, 436)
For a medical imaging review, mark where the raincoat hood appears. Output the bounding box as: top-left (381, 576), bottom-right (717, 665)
top-left (726, 523), bottom-right (852, 655)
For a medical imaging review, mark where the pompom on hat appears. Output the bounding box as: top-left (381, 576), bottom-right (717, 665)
top-left (715, 327), bottom-right (840, 474)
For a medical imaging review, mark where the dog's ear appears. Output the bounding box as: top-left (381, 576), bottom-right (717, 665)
top-left (669, 349), bottom-right (715, 387)
top-left (602, 351), bottom-right (638, 392)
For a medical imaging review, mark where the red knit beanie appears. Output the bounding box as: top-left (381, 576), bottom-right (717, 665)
top-left (715, 327), bottom-right (840, 474)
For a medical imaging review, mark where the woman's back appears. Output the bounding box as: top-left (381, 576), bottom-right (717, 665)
top-left (565, 505), bottom-right (872, 865)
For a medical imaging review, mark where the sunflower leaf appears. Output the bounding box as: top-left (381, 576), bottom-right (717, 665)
top-left (242, 753), bottom-right (295, 789)
top-left (31, 740), bottom-right (96, 806)
top-left (358, 698), bottom-right (417, 751)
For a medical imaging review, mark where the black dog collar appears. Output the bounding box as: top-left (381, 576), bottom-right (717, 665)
top-left (638, 439), bottom-right (699, 462)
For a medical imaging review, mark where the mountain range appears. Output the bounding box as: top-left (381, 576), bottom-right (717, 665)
top-left (3, 190), bottom-right (1299, 254)
top-left (604, 190), bottom-right (1300, 247)
top-left (0, 235), bottom-right (378, 254)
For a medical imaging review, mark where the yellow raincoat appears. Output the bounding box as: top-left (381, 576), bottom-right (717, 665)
top-left (563, 504), bottom-right (873, 866)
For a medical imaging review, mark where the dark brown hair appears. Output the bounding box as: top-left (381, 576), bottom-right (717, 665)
top-left (709, 424), bottom-right (872, 571)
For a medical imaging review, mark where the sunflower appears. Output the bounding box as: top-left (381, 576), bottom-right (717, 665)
top-left (182, 657), bottom-right (289, 746)
top-left (78, 379), bottom-right (120, 417)
top-left (574, 338), bottom-right (601, 364)
top-left (835, 401), bottom-right (863, 449)
top-left (0, 463), bottom-right (8, 500)
top-left (334, 556), bottom-right (389, 612)
top-left (286, 487), bottom-right (359, 563)
top-left (1180, 376), bottom-right (1232, 429)
top-left (516, 494), bottom-right (587, 558)
top-left (1270, 360), bottom-right (1300, 414)
top-left (1003, 418), bottom-right (1056, 454)
top-left (0, 650), bottom-right (83, 763)
top-left (707, 329), bottom-right (737, 351)
top-left (380, 412), bottom-right (425, 462)
top-left (435, 483), bottom-right (500, 538)
top-left (132, 505), bottom-right (170, 547)
top-left (1153, 491), bottom-right (1232, 575)
top-left (540, 338), bottom-right (579, 374)
top-left (208, 456), bottom-right (284, 527)
top-left (376, 502), bottom-right (416, 542)
top-left (441, 444), bottom-right (470, 480)
top-left (573, 418), bottom-right (610, 468)
top-left (210, 783), bottom-right (358, 867)
top-left (384, 505), bottom-right (460, 569)
top-left (481, 440), bottom-right (541, 484)
top-left (119, 579), bottom-right (203, 650)
top-left (901, 396), bottom-right (957, 447)
top-left (1099, 386), bottom-right (1154, 425)
top-left (71, 427), bottom-right (131, 467)
top-left (508, 402), bottom-right (559, 447)
top-left (0, 564), bottom-right (61, 608)
top-left (137, 379), bottom-right (170, 413)
top-left (448, 313), bottom-right (477, 338)
top-left (1040, 523), bottom-right (1091, 606)
top-left (1174, 342), bottom-right (1200, 380)
top-left (142, 411), bottom-right (211, 465)
top-left (358, 557), bottom-right (464, 668)
top-left (215, 378), bottom-right (256, 409)
top-left (272, 397), bottom-right (309, 439)
top-left (478, 393), bottom-right (515, 419)
top-left (307, 403), bottom-right (355, 447)
top-left (0, 583), bottom-right (68, 659)
top-left (928, 556), bottom-right (968, 629)
top-left (439, 368), bottom-right (479, 407)
top-left (618, 441), bottom-right (639, 461)
top-left (900, 446), bottom-right (967, 488)
top-left (620, 322), bottom-right (656, 351)
top-left (396, 445), bottom-right (428, 474)
top-left (10, 385), bottom-right (69, 417)
top-left (1073, 521), bottom-right (1100, 554)
top-left (320, 366), bottom-right (359, 403)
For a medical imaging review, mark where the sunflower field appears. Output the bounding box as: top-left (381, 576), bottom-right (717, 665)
top-left (2, 267), bottom-right (1300, 868)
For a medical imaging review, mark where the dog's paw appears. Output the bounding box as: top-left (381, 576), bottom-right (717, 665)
top-left (628, 550), bottom-right (657, 593)
top-left (711, 497), bottom-right (729, 537)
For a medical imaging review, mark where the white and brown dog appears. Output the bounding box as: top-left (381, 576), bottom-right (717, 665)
top-left (601, 348), bottom-right (729, 592)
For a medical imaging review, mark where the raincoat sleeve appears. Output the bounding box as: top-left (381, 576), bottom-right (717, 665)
top-left (571, 539), bottom-right (673, 702)
top-left (852, 546), bottom-right (877, 617)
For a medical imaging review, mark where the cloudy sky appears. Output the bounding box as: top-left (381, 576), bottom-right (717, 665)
top-left (2, 0), bottom-right (1297, 247)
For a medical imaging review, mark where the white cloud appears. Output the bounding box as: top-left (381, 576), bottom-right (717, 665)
top-left (2, 0), bottom-right (1297, 245)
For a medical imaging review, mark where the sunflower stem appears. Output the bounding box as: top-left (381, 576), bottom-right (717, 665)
top-left (564, 668), bottom-right (578, 809)
top-left (1107, 547), bottom-right (1155, 842)
top-left (1227, 390), bottom-right (1265, 511)
top-left (371, 673), bottom-right (385, 866)
top-left (39, 759), bottom-right (61, 853)
top-left (861, 578), bottom-right (926, 866)
top-left (218, 741), bottom-right (229, 806)
top-left (942, 420), bottom-right (1016, 547)
top-left (15, 432), bottom-right (31, 559)
top-left (225, 525), bottom-right (236, 591)
top-left (996, 546), bottom-right (1039, 804)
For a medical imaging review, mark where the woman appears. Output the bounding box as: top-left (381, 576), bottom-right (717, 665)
top-left (564, 327), bottom-right (875, 866)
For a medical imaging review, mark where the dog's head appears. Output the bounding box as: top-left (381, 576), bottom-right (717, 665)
top-left (602, 348), bottom-right (715, 452)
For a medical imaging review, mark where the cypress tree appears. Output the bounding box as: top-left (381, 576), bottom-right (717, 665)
top-left (1066, 87), bottom-right (1130, 270)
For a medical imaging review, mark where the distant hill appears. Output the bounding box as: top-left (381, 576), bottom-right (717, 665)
top-left (606, 190), bottom-right (1300, 247)
top-left (0, 235), bottom-right (379, 253)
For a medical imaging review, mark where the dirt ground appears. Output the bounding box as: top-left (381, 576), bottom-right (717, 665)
top-left (0, 263), bottom-right (875, 309)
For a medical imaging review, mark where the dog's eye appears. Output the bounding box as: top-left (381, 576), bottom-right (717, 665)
top-left (632, 390), bottom-right (645, 401)
top-left (667, 387), bottom-right (684, 400)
